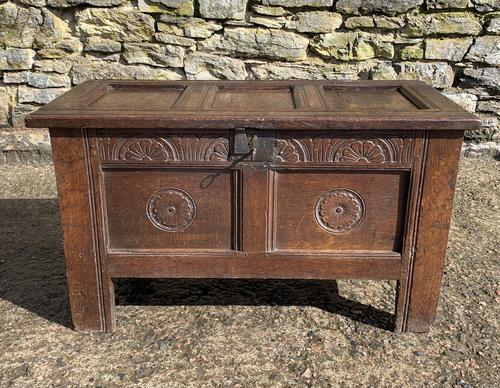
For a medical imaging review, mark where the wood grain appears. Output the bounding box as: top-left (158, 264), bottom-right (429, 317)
top-left (50, 128), bottom-right (115, 331)
top-left (26, 80), bottom-right (481, 131)
top-left (108, 253), bottom-right (401, 280)
top-left (399, 130), bottom-right (465, 332)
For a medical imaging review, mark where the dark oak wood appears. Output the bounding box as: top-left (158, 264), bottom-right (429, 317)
top-left (27, 80), bottom-right (480, 333)
top-left (395, 131), bottom-right (465, 332)
top-left (107, 253), bottom-right (402, 280)
top-left (26, 80), bottom-right (480, 131)
top-left (50, 129), bottom-right (115, 332)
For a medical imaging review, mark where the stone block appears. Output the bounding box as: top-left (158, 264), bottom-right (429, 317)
top-left (336, 0), bottom-right (423, 15)
top-left (404, 13), bottom-right (482, 36)
top-left (472, 0), bottom-right (500, 13)
top-left (442, 91), bottom-right (478, 112)
top-left (48, 0), bottom-right (126, 6)
top-left (252, 5), bottom-right (289, 16)
top-left (18, 86), bottom-right (67, 104)
top-left (400, 44), bottom-right (424, 60)
top-left (199, 0), bottom-right (248, 20)
top-left (84, 37), bottom-right (122, 53)
top-left (477, 99), bottom-right (500, 114)
top-left (427, 0), bottom-right (468, 9)
top-left (76, 7), bottom-right (155, 42)
top-left (137, 0), bottom-right (194, 16)
top-left (199, 27), bottom-right (309, 62)
top-left (425, 38), bottom-right (473, 61)
top-left (372, 62), bottom-right (454, 88)
top-left (158, 16), bottom-right (222, 39)
top-left (185, 52), bottom-right (247, 80)
top-left (249, 61), bottom-right (361, 80)
top-left (462, 67), bottom-right (500, 92)
top-left (249, 16), bottom-right (286, 29)
top-left (0, 88), bottom-right (11, 128)
top-left (33, 59), bottom-right (73, 74)
top-left (263, 0), bottom-right (333, 6)
top-left (311, 32), bottom-right (394, 61)
top-left (4, 71), bottom-right (70, 88)
top-left (344, 16), bottom-right (375, 29)
top-left (123, 43), bottom-right (185, 68)
top-left (0, 3), bottom-right (42, 48)
top-left (466, 36), bottom-right (500, 66)
top-left (70, 59), bottom-right (185, 84)
top-left (486, 16), bottom-right (500, 34)
top-left (0, 49), bottom-right (36, 70)
top-left (373, 16), bottom-right (405, 29)
top-left (286, 12), bottom-right (343, 33)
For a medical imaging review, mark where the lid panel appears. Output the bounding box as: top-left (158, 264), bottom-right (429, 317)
top-left (88, 84), bottom-right (185, 111)
top-left (210, 85), bottom-right (297, 111)
top-left (25, 80), bottom-right (481, 131)
top-left (322, 86), bottom-right (428, 112)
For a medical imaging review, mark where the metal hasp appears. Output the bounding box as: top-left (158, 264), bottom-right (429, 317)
top-left (232, 128), bottom-right (250, 155)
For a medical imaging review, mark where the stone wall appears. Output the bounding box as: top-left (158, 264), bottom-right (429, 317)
top-left (0, 0), bottom-right (499, 162)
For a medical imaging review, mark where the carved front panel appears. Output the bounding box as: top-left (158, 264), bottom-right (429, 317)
top-left (97, 133), bottom-right (229, 163)
top-left (103, 169), bottom-right (234, 252)
top-left (271, 170), bottom-right (409, 252)
top-left (96, 130), bottom-right (418, 256)
top-left (274, 134), bottom-right (414, 165)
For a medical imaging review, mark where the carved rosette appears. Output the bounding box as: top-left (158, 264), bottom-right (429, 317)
top-left (147, 188), bottom-right (196, 232)
top-left (315, 189), bottom-right (365, 233)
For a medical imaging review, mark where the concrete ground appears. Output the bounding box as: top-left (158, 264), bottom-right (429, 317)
top-left (0, 157), bottom-right (498, 387)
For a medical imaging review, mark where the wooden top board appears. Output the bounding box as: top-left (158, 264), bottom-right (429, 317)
top-left (26, 80), bottom-right (480, 131)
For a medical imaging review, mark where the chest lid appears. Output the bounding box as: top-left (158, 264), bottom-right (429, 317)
top-left (25, 80), bottom-right (480, 131)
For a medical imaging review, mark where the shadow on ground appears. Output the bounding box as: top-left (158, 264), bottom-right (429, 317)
top-left (0, 199), bottom-right (71, 328)
top-left (0, 198), bottom-right (394, 332)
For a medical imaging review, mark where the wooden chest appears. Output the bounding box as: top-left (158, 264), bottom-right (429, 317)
top-left (26, 80), bottom-right (480, 333)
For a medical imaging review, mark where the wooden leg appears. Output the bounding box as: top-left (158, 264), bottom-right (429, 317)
top-left (395, 130), bottom-right (464, 333)
top-left (51, 129), bottom-right (116, 332)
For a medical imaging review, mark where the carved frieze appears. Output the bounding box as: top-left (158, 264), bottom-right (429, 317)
top-left (98, 135), bottom-right (229, 162)
top-left (275, 136), bottom-right (414, 165)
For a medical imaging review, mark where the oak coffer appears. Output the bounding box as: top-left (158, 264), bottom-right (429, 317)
top-left (26, 80), bottom-right (481, 333)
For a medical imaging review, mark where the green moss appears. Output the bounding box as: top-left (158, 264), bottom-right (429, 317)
top-left (400, 45), bottom-right (424, 60)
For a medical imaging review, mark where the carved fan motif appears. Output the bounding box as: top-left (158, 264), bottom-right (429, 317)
top-left (338, 140), bottom-right (386, 163)
top-left (315, 189), bottom-right (365, 233)
top-left (147, 188), bottom-right (196, 232)
top-left (273, 136), bottom-right (413, 164)
top-left (120, 139), bottom-right (171, 161)
top-left (208, 140), bottom-right (229, 161)
top-left (275, 140), bottom-right (300, 162)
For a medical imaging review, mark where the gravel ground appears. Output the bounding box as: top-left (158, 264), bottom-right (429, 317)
top-left (0, 157), bottom-right (498, 387)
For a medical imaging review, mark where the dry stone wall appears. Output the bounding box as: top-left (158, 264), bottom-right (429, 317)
top-left (0, 0), bottom-right (499, 162)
